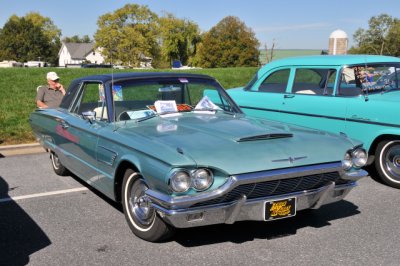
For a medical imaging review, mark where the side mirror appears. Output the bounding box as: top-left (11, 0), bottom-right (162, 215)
top-left (82, 111), bottom-right (96, 123)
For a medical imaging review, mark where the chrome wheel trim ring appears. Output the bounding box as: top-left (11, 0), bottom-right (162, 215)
top-left (124, 173), bottom-right (156, 232)
top-left (381, 141), bottom-right (400, 183)
top-left (51, 153), bottom-right (60, 170)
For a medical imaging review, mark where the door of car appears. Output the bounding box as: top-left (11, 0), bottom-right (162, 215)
top-left (59, 82), bottom-right (108, 186)
top-left (337, 64), bottom-right (400, 148)
top-left (237, 67), bottom-right (291, 121)
top-left (280, 67), bottom-right (348, 135)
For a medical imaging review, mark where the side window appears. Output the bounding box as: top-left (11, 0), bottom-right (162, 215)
top-left (255, 69), bottom-right (290, 93)
top-left (70, 82), bottom-right (107, 121)
top-left (293, 68), bottom-right (336, 95)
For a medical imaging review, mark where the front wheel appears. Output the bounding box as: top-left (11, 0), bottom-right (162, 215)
top-left (50, 152), bottom-right (70, 176)
top-left (375, 140), bottom-right (400, 189)
top-left (121, 169), bottom-right (174, 242)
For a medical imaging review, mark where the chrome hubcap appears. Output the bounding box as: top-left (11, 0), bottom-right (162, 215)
top-left (128, 180), bottom-right (154, 227)
top-left (384, 143), bottom-right (400, 180)
top-left (51, 153), bottom-right (60, 168)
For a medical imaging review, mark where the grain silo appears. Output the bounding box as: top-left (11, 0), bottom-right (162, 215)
top-left (329, 29), bottom-right (348, 55)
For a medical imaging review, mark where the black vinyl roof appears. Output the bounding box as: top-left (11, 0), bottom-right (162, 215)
top-left (60, 72), bottom-right (217, 109)
top-left (72, 72), bottom-right (215, 83)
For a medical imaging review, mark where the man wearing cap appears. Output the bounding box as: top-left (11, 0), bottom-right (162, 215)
top-left (36, 72), bottom-right (66, 108)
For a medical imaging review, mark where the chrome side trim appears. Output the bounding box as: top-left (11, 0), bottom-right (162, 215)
top-left (97, 145), bottom-right (118, 166)
top-left (146, 162), bottom-right (364, 210)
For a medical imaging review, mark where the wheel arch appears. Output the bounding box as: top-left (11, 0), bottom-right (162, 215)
top-left (114, 160), bottom-right (140, 203)
top-left (369, 134), bottom-right (400, 157)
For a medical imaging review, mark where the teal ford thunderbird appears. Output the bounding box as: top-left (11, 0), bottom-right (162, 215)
top-left (228, 55), bottom-right (400, 188)
top-left (30, 73), bottom-right (367, 242)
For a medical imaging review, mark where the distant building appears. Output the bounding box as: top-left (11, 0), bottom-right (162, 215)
top-left (58, 42), bottom-right (105, 67)
top-left (329, 29), bottom-right (348, 55)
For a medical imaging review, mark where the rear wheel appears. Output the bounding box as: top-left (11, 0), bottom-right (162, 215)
top-left (50, 152), bottom-right (70, 176)
top-left (375, 140), bottom-right (400, 189)
top-left (121, 169), bottom-right (174, 242)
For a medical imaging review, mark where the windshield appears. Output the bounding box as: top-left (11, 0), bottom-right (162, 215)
top-left (109, 77), bottom-right (242, 121)
top-left (339, 64), bottom-right (400, 96)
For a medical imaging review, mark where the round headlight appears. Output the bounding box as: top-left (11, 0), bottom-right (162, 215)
top-left (191, 169), bottom-right (213, 191)
top-left (169, 171), bottom-right (191, 192)
top-left (342, 152), bottom-right (353, 170)
top-left (352, 148), bottom-right (368, 168)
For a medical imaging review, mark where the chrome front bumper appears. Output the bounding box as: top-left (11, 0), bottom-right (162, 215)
top-left (145, 162), bottom-right (367, 228)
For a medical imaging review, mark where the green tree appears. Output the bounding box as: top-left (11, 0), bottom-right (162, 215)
top-left (159, 13), bottom-right (200, 66)
top-left (385, 19), bottom-right (400, 57)
top-left (2, 13), bottom-right (61, 65)
top-left (94, 4), bottom-right (160, 67)
top-left (349, 14), bottom-right (400, 56)
top-left (193, 16), bottom-right (260, 68)
top-left (62, 35), bottom-right (92, 43)
top-left (0, 17), bottom-right (52, 63)
top-left (24, 12), bottom-right (61, 43)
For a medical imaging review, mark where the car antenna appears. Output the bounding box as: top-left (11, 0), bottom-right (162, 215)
top-left (109, 42), bottom-right (117, 131)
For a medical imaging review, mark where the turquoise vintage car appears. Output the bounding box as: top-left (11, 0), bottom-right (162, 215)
top-left (30, 73), bottom-right (367, 242)
top-left (228, 55), bottom-right (400, 188)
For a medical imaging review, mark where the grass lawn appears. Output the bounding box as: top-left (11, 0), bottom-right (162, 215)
top-left (0, 67), bottom-right (257, 145)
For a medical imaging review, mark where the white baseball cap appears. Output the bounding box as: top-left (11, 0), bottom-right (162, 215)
top-left (46, 72), bottom-right (59, 81)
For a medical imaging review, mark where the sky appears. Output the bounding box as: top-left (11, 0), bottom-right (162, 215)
top-left (1, 0), bottom-right (399, 49)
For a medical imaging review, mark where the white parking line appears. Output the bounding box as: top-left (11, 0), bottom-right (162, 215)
top-left (0, 187), bottom-right (89, 203)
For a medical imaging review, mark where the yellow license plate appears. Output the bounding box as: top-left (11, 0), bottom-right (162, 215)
top-left (265, 197), bottom-right (296, 221)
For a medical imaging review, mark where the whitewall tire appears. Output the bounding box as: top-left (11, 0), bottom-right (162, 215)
top-left (121, 169), bottom-right (174, 242)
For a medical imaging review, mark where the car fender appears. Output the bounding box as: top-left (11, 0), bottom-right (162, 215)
top-left (115, 153), bottom-right (174, 194)
top-left (367, 129), bottom-right (400, 155)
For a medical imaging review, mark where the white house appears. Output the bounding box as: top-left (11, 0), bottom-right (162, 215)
top-left (58, 42), bottom-right (105, 67)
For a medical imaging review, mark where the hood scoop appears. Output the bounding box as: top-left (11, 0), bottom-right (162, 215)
top-left (236, 133), bottom-right (293, 142)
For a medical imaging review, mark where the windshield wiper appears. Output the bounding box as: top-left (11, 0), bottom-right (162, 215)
top-left (193, 108), bottom-right (219, 112)
top-left (136, 113), bottom-right (158, 122)
top-left (193, 108), bottom-right (238, 116)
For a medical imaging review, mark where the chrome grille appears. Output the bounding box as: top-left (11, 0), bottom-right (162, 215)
top-left (192, 171), bottom-right (344, 207)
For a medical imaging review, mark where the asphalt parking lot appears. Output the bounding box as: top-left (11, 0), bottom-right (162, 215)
top-left (1, 153), bottom-right (400, 266)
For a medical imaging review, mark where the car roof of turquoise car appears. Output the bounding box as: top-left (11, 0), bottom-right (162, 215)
top-left (259, 55), bottom-right (400, 74)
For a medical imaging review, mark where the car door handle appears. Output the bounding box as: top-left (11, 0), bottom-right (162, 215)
top-left (59, 121), bottom-right (70, 129)
top-left (284, 94), bottom-right (295, 99)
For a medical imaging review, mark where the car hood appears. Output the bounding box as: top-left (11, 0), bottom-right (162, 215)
top-left (117, 113), bottom-right (355, 175)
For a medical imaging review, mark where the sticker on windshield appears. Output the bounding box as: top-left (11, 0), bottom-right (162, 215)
top-left (179, 78), bottom-right (188, 83)
top-left (112, 85), bottom-right (123, 101)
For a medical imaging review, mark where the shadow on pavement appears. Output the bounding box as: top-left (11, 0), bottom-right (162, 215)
top-left (174, 200), bottom-right (359, 247)
top-left (364, 164), bottom-right (386, 186)
top-left (68, 173), bottom-right (123, 212)
top-left (0, 176), bottom-right (51, 265)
